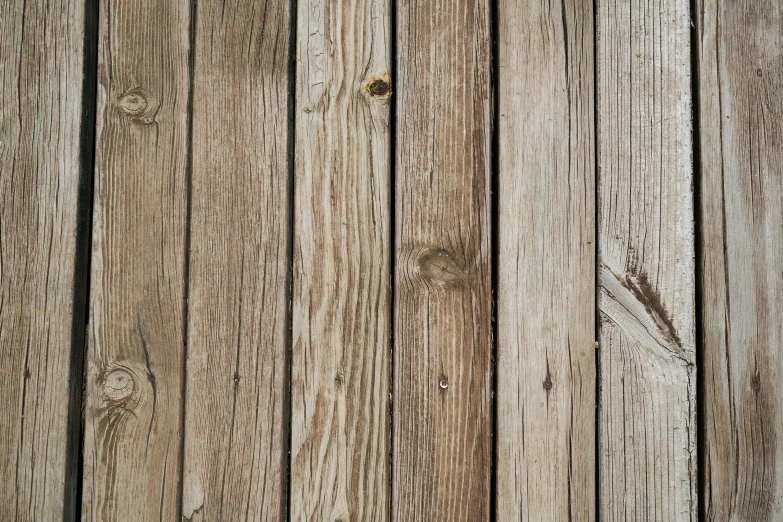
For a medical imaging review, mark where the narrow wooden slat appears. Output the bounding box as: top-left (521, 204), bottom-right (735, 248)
top-left (597, 0), bottom-right (696, 519)
top-left (496, 0), bottom-right (595, 519)
top-left (697, 2), bottom-right (783, 519)
top-left (181, 0), bottom-right (291, 519)
top-left (0, 0), bottom-right (87, 519)
top-left (290, 0), bottom-right (391, 519)
top-left (82, 0), bottom-right (190, 519)
top-left (393, 0), bottom-right (492, 519)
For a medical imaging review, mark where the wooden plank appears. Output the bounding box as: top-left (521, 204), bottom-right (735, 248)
top-left (0, 0), bottom-right (87, 519)
top-left (496, 0), bottom-right (595, 519)
top-left (181, 1), bottom-right (291, 519)
top-left (290, 0), bottom-right (391, 519)
top-left (697, 2), bottom-right (783, 519)
top-left (81, 0), bottom-right (190, 519)
top-left (597, 0), bottom-right (696, 519)
top-left (392, 0), bottom-right (492, 519)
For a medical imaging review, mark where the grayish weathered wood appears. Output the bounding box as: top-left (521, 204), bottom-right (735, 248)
top-left (597, 0), bottom-right (696, 519)
top-left (496, 0), bottom-right (596, 519)
top-left (290, 0), bottom-right (391, 519)
top-left (393, 0), bottom-right (492, 519)
top-left (697, 1), bottom-right (783, 519)
top-left (0, 0), bottom-right (86, 519)
top-left (182, 0), bottom-right (291, 519)
top-left (82, 0), bottom-right (190, 520)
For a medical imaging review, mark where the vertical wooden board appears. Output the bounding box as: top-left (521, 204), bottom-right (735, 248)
top-left (393, 0), bottom-right (492, 520)
top-left (82, 0), bottom-right (190, 519)
top-left (181, 0), bottom-right (291, 520)
top-left (290, 0), bottom-right (391, 520)
top-left (697, 2), bottom-right (783, 519)
top-left (496, 0), bottom-right (595, 519)
top-left (0, 0), bottom-right (86, 519)
top-left (597, 0), bottom-right (696, 519)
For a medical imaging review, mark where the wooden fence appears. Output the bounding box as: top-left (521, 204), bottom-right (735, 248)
top-left (1, 0), bottom-right (781, 520)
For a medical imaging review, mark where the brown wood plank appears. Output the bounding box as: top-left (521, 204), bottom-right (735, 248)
top-left (81, 0), bottom-right (190, 520)
top-left (392, 0), bottom-right (492, 519)
top-left (495, 0), bottom-right (596, 519)
top-left (597, 0), bottom-right (696, 519)
top-left (289, 0), bottom-right (391, 519)
top-left (697, 2), bottom-right (783, 520)
top-left (181, 0), bottom-right (291, 519)
top-left (0, 0), bottom-right (87, 519)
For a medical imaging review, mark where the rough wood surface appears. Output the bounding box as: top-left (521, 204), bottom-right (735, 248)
top-left (496, 0), bottom-right (595, 519)
top-left (0, 0), bottom-right (86, 519)
top-left (181, 0), bottom-right (291, 520)
top-left (597, 0), bottom-right (696, 519)
top-left (697, 2), bottom-right (783, 520)
top-left (290, 0), bottom-right (391, 520)
top-left (82, 0), bottom-right (190, 520)
top-left (392, 0), bottom-right (492, 519)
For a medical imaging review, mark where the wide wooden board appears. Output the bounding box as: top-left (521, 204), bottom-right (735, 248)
top-left (597, 0), bottom-right (696, 519)
top-left (181, 0), bottom-right (292, 520)
top-left (697, 1), bottom-right (783, 519)
top-left (290, 0), bottom-right (392, 519)
top-left (496, 0), bottom-right (596, 519)
top-left (392, 0), bottom-right (493, 519)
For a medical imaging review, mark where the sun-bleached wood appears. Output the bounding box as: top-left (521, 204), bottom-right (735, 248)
top-left (290, 0), bottom-right (391, 519)
top-left (496, 0), bottom-right (596, 519)
top-left (82, 0), bottom-right (190, 520)
top-left (697, 2), bottom-right (783, 520)
top-left (393, 0), bottom-right (492, 519)
top-left (181, 0), bottom-right (291, 520)
top-left (597, 0), bottom-right (696, 519)
top-left (0, 1), bottom-right (86, 519)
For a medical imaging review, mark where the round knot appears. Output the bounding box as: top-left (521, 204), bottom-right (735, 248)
top-left (119, 88), bottom-right (149, 116)
top-left (103, 370), bottom-right (135, 402)
top-left (365, 74), bottom-right (392, 98)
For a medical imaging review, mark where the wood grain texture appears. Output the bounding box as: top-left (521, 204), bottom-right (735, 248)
top-left (0, 0), bottom-right (86, 519)
top-left (597, 0), bottom-right (696, 519)
top-left (697, 1), bottom-right (783, 520)
top-left (496, 0), bottom-right (595, 519)
top-left (290, 0), bottom-right (391, 519)
top-left (393, 0), bottom-right (492, 519)
top-left (181, 0), bottom-right (291, 520)
top-left (82, 0), bottom-right (190, 520)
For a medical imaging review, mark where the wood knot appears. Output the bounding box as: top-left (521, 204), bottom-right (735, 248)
top-left (103, 369), bottom-right (135, 402)
top-left (118, 88), bottom-right (157, 124)
top-left (751, 374), bottom-right (762, 393)
top-left (417, 248), bottom-right (466, 288)
top-left (365, 73), bottom-right (391, 98)
top-left (543, 375), bottom-right (553, 391)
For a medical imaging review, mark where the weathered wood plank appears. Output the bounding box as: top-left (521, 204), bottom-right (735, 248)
top-left (181, 0), bottom-right (291, 519)
top-left (697, 2), bottom-right (783, 519)
top-left (496, 0), bottom-right (596, 519)
top-left (290, 0), bottom-right (391, 519)
top-left (597, 0), bottom-right (696, 519)
top-left (0, 0), bottom-right (87, 519)
top-left (82, 0), bottom-right (190, 520)
top-left (392, 0), bottom-right (492, 519)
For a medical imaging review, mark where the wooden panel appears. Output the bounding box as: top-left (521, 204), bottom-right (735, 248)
top-left (290, 0), bottom-right (391, 519)
top-left (697, 2), bottom-right (783, 520)
top-left (597, 0), bottom-right (696, 519)
top-left (82, 0), bottom-right (190, 520)
top-left (496, 0), bottom-right (595, 519)
top-left (0, 0), bottom-right (87, 519)
top-left (181, 0), bottom-right (291, 519)
top-left (392, 0), bottom-right (492, 519)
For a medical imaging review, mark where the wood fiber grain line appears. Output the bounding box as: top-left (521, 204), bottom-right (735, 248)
top-left (496, 0), bottom-right (596, 519)
top-left (697, 1), bottom-right (783, 520)
top-left (290, 0), bottom-right (391, 519)
top-left (81, 0), bottom-right (190, 520)
top-left (182, 0), bottom-right (291, 520)
top-left (0, 0), bottom-right (88, 519)
top-left (393, 0), bottom-right (493, 520)
top-left (597, 0), bottom-right (696, 519)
